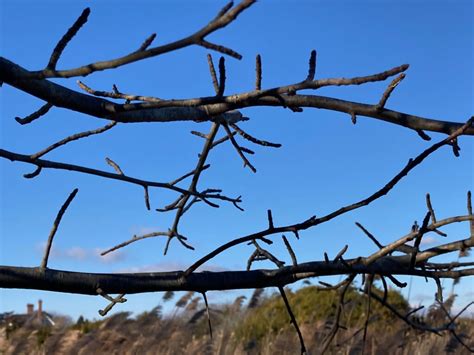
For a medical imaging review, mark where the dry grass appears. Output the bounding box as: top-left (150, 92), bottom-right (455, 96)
top-left (1, 286), bottom-right (472, 354)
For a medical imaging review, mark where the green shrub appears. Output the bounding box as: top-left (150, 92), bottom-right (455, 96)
top-left (235, 284), bottom-right (409, 343)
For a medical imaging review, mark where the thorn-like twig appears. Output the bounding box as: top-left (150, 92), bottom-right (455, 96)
top-left (138, 33), bottom-right (156, 51)
top-left (255, 54), bottom-right (262, 90)
top-left (144, 186), bottom-right (150, 210)
top-left (376, 73), bottom-right (405, 110)
top-left (426, 193), bottom-right (437, 223)
top-left (410, 211), bottom-right (431, 268)
top-left (105, 157), bottom-right (124, 175)
top-left (97, 288), bottom-right (126, 316)
top-left (206, 54), bottom-right (219, 94)
top-left (306, 49), bottom-right (316, 81)
top-left (40, 188), bottom-right (79, 270)
top-left (450, 138), bottom-right (461, 157)
top-left (267, 209), bottom-right (274, 229)
top-left (222, 123), bottom-right (257, 172)
top-left (416, 129), bottom-right (432, 141)
top-left (333, 244), bottom-right (348, 262)
top-left (468, 191), bottom-right (473, 239)
top-left (217, 56), bottom-right (226, 96)
top-left (282, 235), bottom-right (297, 266)
top-left (350, 112), bottom-right (357, 124)
top-left (23, 166), bottom-right (42, 179)
top-left (15, 103), bottom-right (53, 125)
top-left (229, 123), bottom-right (282, 148)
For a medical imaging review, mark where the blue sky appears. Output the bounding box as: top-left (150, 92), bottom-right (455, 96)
top-left (1, 0), bottom-right (472, 320)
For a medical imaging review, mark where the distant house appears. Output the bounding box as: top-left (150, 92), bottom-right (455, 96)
top-left (1, 300), bottom-right (55, 330)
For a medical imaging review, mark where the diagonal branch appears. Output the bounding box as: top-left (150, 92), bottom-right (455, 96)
top-left (28, 0), bottom-right (256, 79)
top-left (40, 188), bottom-right (79, 270)
top-left (46, 8), bottom-right (91, 70)
top-left (31, 121), bottom-right (117, 160)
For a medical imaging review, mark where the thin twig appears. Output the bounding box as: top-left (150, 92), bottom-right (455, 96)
top-left (138, 33), bottom-right (156, 51)
top-left (278, 286), bottom-right (307, 354)
top-left (426, 193), bottom-right (437, 223)
top-left (105, 157), bottom-right (124, 175)
top-left (217, 56), bottom-right (226, 96)
top-left (222, 123), bottom-right (257, 172)
top-left (31, 121), bottom-right (117, 160)
top-left (355, 222), bottom-right (384, 249)
top-left (376, 73), bottom-right (405, 110)
top-left (410, 212), bottom-right (431, 269)
top-left (144, 186), bottom-right (150, 210)
top-left (202, 292), bottom-right (213, 339)
top-left (206, 54), bottom-right (219, 94)
top-left (229, 122), bottom-right (282, 147)
top-left (468, 191), bottom-right (473, 239)
top-left (282, 235), bottom-right (297, 266)
top-left (46, 8), bottom-right (91, 70)
top-left (15, 103), bottom-right (53, 125)
top-left (40, 188), bottom-right (79, 270)
top-left (306, 49), bottom-right (316, 81)
top-left (169, 164), bottom-right (211, 186)
top-left (97, 288), bottom-right (126, 316)
top-left (255, 54), bottom-right (262, 90)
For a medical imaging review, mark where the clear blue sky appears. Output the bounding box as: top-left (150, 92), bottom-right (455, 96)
top-left (1, 0), bottom-right (472, 320)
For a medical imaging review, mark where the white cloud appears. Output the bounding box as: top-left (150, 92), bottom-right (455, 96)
top-left (65, 247), bottom-right (88, 260)
top-left (93, 248), bottom-right (126, 264)
top-left (406, 235), bottom-right (437, 247)
top-left (35, 243), bottom-right (126, 264)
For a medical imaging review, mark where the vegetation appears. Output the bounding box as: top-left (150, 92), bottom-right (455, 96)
top-left (1, 285), bottom-right (472, 354)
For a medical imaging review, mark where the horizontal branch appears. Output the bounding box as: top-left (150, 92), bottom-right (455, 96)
top-left (1, 257), bottom-right (472, 295)
top-left (1, 57), bottom-right (472, 135)
top-left (0, 148), bottom-right (240, 205)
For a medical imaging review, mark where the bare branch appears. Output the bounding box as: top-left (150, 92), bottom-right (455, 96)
top-left (426, 193), bottom-right (437, 223)
top-left (97, 288), bottom-right (126, 316)
top-left (77, 80), bottom-right (162, 102)
top-left (0, 148), bottom-right (239, 206)
top-left (416, 129), bottom-right (432, 141)
top-left (376, 73), bottom-right (405, 110)
top-left (23, 166), bottom-right (42, 179)
top-left (138, 33), bottom-right (156, 51)
top-left (306, 50), bottom-right (316, 81)
top-left (229, 122), bottom-right (282, 147)
top-left (278, 286), bottom-right (307, 354)
top-left (31, 121), bottom-right (117, 160)
top-left (202, 292), bottom-right (213, 339)
top-left (144, 186), bottom-right (150, 210)
top-left (46, 8), bottom-right (91, 70)
top-left (27, 0), bottom-right (256, 79)
top-left (105, 157), bottom-right (124, 175)
top-left (15, 102), bottom-right (53, 125)
top-left (282, 235), bottom-right (298, 266)
top-left (206, 54), bottom-right (219, 94)
top-left (468, 190), bottom-right (473, 239)
top-left (355, 222), bottom-right (384, 249)
top-left (217, 56), bottom-right (226, 96)
top-left (222, 123), bottom-right (257, 172)
top-left (255, 54), bottom-right (262, 90)
top-left (102, 231), bottom-right (169, 256)
top-left (40, 188), bottom-right (79, 270)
